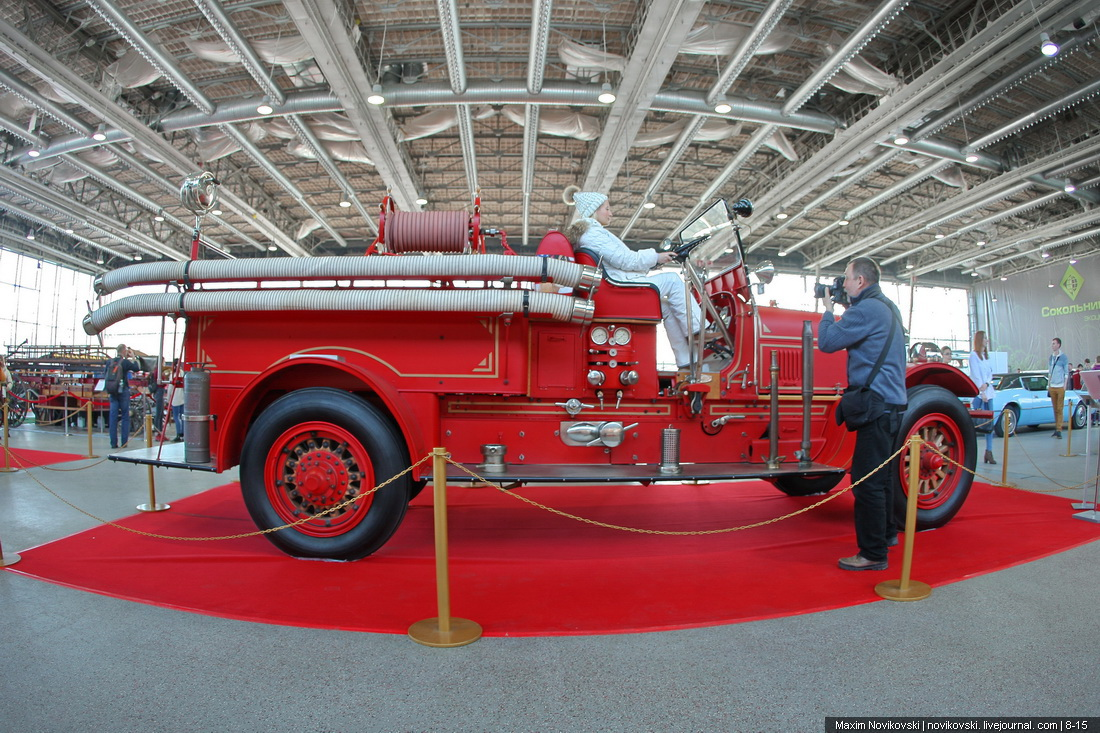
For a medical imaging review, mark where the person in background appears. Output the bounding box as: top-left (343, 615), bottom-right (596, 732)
top-left (171, 371), bottom-right (186, 442)
top-left (1048, 337), bottom-right (1069, 439)
top-left (0, 354), bottom-right (13, 395)
top-left (969, 331), bottom-right (997, 464)
top-left (817, 256), bottom-right (907, 571)
top-left (104, 344), bottom-right (141, 449)
top-left (940, 346), bottom-right (953, 364)
top-left (1093, 356), bottom-right (1100, 370)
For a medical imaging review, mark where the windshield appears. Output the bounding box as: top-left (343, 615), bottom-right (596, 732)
top-left (676, 199), bottom-right (741, 267)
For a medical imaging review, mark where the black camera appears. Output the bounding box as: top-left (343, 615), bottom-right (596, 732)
top-left (814, 276), bottom-right (849, 306)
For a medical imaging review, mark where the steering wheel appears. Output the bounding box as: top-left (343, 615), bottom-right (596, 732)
top-left (671, 233), bottom-right (710, 262)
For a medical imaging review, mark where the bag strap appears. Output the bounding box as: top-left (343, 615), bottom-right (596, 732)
top-left (860, 294), bottom-right (903, 389)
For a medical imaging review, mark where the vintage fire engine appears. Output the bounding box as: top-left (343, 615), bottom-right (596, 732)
top-left (88, 175), bottom-right (979, 560)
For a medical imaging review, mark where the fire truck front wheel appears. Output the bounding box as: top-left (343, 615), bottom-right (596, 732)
top-left (893, 385), bottom-right (977, 530)
top-left (240, 387), bottom-right (411, 560)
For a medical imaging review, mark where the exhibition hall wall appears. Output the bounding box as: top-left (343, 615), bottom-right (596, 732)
top-left (973, 252), bottom-right (1099, 371)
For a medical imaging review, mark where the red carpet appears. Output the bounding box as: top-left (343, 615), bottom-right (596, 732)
top-left (3, 447), bottom-right (88, 468)
top-left (7, 480), bottom-right (1099, 636)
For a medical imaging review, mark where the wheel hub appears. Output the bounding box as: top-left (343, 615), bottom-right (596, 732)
top-left (291, 445), bottom-right (350, 508)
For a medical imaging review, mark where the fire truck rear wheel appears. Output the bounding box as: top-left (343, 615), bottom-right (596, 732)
top-left (240, 387), bottom-right (411, 560)
top-left (771, 473), bottom-right (844, 496)
top-left (893, 385), bottom-right (977, 530)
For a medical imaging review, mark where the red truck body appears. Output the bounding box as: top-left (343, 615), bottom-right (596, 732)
top-left (93, 196), bottom-right (979, 559)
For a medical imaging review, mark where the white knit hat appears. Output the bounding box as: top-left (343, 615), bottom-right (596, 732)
top-left (563, 185), bottom-right (608, 220)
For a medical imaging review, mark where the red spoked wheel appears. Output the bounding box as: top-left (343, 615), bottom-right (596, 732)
top-left (893, 385), bottom-right (976, 529)
top-left (241, 388), bottom-right (410, 560)
top-left (263, 421), bottom-right (375, 538)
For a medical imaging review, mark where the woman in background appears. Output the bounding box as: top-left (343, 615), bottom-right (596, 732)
top-left (969, 331), bottom-right (996, 464)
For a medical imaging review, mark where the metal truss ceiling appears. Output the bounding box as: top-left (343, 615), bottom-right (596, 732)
top-left (0, 0), bottom-right (1096, 287)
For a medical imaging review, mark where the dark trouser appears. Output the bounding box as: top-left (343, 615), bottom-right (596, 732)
top-left (108, 390), bottom-right (130, 448)
top-left (850, 409), bottom-right (903, 562)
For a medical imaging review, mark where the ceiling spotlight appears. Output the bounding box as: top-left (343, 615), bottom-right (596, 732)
top-left (777, 251), bottom-right (787, 257)
top-left (26, 229), bottom-right (34, 240)
top-left (1040, 32), bottom-right (1059, 57)
top-left (999, 276), bottom-right (1007, 281)
top-left (713, 98), bottom-right (732, 114)
top-left (642, 201), bottom-right (656, 210)
top-left (96, 257), bottom-right (104, 265)
top-left (597, 83), bottom-right (617, 104)
top-left (211, 209), bottom-right (222, 216)
top-left (976, 240), bottom-right (987, 247)
top-left (65, 228), bottom-right (74, 234)
top-left (367, 84), bottom-right (385, 105)
top-left (965, 153), bottom-right (979, 163)
top-left (1070, 258), bottom-right (1078, 264)
top-left (153, 212), bottom-right (165, 222)
top-left (934, 233), bottom-right (945, 239)
top-left (91, 125), bottom-right (108, 142)
top-left (338, 198), bottom-right (352, 208)
top-left (905, 262), bottom-right (914, 269)
top-left (134, 254), bottom-right (143, 261)
top-left (415, 196), bottom-right (428, 207)
top-left (775, 211), bottom-right (788, 220)
top-left (1048, 281), bottom-right (1055, 288)
top-left (970, 272), bottom-right (979, 277)
top-left (267, 244), bottom-right (278, 251)
top-left (1064, 181), bottom-right (1076, 193)
top-left (27, 148), bottom-right (40, 158)
top-left (1041, 250), bottom-right (1050, 258)
top-left (893, 133), bottom-right (910, 146)
top-left (837, 219), bottom-right (850, 226)
top-left (256, 98), bottom-right (274, 115)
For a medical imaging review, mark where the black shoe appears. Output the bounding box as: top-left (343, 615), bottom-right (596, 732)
top-left (1053, 431), bottom-right (1063, 439)
top-left (838, 554), bottom-right (888, 571)
top-left (887, 536), bottom-right (899, 547)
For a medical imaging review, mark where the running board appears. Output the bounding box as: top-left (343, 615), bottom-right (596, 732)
top-left (446, 461), bottom-right (845, 485)
top-left (107, 441), bottom-right (217, 472)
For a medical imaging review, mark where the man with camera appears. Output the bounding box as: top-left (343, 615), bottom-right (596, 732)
top-left (817, 258), bottom-right (908, 571)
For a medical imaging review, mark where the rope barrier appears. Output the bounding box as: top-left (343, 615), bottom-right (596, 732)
top-left (445, 444), bottom-right (909, 535)
top-left (3, 448), bottom-right (432, 542)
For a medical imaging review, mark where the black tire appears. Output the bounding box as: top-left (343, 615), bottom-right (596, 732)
top-left (993, 404), bottom-right (1019, 437)
top-left (240, 387), bottom-right (411, 560)
top-left (772, 472), bottom-right (845, 496)
top-left (894, 385), bottom-right (977, 529)
top-left (1071, 401), bottom-right (1087, 431)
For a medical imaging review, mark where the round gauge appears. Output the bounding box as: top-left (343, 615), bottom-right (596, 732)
top-left (590, 326), bottom-right (609, 345)
top-left (611, 327), bottom-right (632, 345)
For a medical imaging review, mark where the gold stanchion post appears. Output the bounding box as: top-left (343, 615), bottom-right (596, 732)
top-left (0, 534), bottom-right (20, 567)
top-left (1063, 399), bottom-right (1078, 457)
top-left (85, 400), bottom-right (97, 459)
top-left (408, 447), bottom-right (482, 647)
top-left (1, 399), bottom-right (16, 473)
top-left (136, 413), bottom-right (169, 512)
top-left (876, 434), bottom-right (933, 601)
top-left (1001, 409), bottom-right (1010, 486)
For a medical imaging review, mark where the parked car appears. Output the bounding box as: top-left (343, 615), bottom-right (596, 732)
top-left (977, 371), bottom-right (1088, 436)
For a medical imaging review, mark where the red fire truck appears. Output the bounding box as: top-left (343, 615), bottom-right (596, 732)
top-left (90, 179), bottom-right (979, 560)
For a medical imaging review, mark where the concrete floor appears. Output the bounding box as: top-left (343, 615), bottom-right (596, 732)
top-left (2, 420), bottom-right (1099, 732)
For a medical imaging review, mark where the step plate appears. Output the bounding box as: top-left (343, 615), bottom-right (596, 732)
top-left (447, 461), bottom-right (845, 484)
top-left (107, 442), bottom-right (217, 472)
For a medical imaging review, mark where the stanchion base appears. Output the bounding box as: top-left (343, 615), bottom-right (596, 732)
top-left (1061, 453), bottom-right (1082, 458)
top-left (1070, 502), bottom-right (1096, 510)
top-left (875, 579), bottom-right (932, 601)
top-left (0, 467), bottom-right (18, 472)
top-left (136, 503), bottom-right (171, 513)
top-left (85, 454), bottom-right (99, 460)
top-left (408, 617), bottom-right (483, 647)
top-left (1, 552), bottom-right (21, 567)
top-left (1073, 510), bottom-right (1100, 524)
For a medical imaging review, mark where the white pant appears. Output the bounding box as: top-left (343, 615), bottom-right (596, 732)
top-left (645, 271), bottom-right (702, 367)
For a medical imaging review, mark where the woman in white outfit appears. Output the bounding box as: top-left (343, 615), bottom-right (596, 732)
top-left (563, 186), bottom-right (702, 368)
top-left (969, 330), bottom-right (997, 464)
